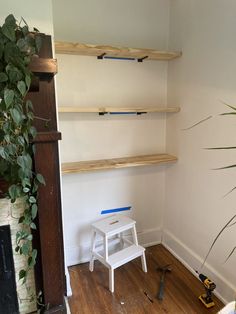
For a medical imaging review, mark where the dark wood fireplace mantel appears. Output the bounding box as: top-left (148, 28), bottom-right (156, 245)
top-left (28, 34), bottom-right (66, 313)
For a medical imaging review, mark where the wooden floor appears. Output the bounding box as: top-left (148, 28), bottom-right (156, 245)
top-left (68, 245), bottom-right (224, 314)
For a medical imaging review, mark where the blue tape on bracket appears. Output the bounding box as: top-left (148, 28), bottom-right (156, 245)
top-left (104, 56), bottom-right (135, 61)
top-left (101, 206), bottom-right (131, 215)
top-left (110, 112), bottom-right (136, 115)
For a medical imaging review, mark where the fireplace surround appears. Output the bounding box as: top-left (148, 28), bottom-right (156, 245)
top-left (0, 224), bottom-right (18, 314)
top-left (0, 198), bottom-right (37, 313)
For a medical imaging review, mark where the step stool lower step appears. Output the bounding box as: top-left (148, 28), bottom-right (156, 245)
top-left (108, 244), bottom-right (145, 269)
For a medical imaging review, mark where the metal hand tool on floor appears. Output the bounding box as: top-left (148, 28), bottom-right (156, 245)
top-left (157, 264), bottom-right (172, 300)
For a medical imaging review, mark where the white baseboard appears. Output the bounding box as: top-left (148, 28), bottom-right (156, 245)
top-left (162, 229), bottom-right (236, 304)
top-left (65, 266), bottom-right (72, 297)
top-left (65, 297), bottom-right (71, 314)
top-left (66, 227), bottom-right (162, 266)
top-left (138, 227), bottom-right (162, 248)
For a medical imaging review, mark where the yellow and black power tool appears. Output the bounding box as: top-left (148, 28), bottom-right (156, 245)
top-left (197, 272), bottom-right (216, 308)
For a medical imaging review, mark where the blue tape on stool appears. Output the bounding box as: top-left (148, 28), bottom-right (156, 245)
top-left (101, 206), bottom-right (131, 215)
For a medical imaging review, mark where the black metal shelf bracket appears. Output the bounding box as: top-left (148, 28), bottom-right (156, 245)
top-left (97, 53), bottom-right (106, 60)
top-left (137, 56), bottom-right (148, 62)
top-left (97, 53), bottom-right (149, 62)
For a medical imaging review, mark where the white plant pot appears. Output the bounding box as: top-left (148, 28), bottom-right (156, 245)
top-left (0, 197), bottom-right (37, 314)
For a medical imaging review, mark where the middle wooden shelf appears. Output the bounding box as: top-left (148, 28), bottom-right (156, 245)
top-left (61, 153), bottom-right (177, 174)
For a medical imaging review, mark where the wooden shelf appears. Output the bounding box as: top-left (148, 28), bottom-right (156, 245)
top-left (55, 41), bottom-right (182, 61)
top-left (61, 154), bottom-right (177, 174)
top-left (58, 106), bottom-right (180, 114)
top-left (29, 57), bottom-right (57, 75)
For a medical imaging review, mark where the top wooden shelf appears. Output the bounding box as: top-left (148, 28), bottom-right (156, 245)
top-left (55, 41), bottom-right (182, 61)
top-left (58, 106), bottom-right (180, 114)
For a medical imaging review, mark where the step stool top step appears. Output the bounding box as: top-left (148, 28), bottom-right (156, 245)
top-left (92, 214), bottom-right (135, 235)
top-left (108, 244), bottom-right (145, 269)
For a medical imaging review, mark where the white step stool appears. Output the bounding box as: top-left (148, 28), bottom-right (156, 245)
top-left (89, 214), bottom-right (147, 293)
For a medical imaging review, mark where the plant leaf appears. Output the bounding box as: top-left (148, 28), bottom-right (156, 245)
top-left (29, 126), bottom-right (37, 138)
top-left (21, 241), bottom-right (30, 256)
top-left (22, 25), bottom-right (29, 36)
top-left (28, 249), bottom-right (37, 268)
top-left (8, 184), bottom-right (21, 200)
top-left (182, 115), bottom-right (213, 131)
top-left (2, 22), bottom-right (16, 42)
top-left (0, 72), bottom-right (8, 82)
top-left (6, 64), bottom-right (23, 82)
top-left (223, 186), bottom-right (236, 198)
top-left (36, 173), bottom-right (45, 185)
top-left (228, 221), bottom-right (236, 228)
top-left (26, 100), bottom-right (33, 111)
top-left (17, 38), bottom-right (29, 53)
top-left (19, 269), bottom-right (26, 280)
top-left (200, 215), bottom-right (236, 270)
top-left (0, 146), bottom-right (8, 159)
top-left (21, 16), bottom-right (28, 27)
top-left (25, 74), bottom-right (31, 89)
top-left (224, 246), bottom-right (236, 263)
top-left (213, 164), bottom-right (236, 170)
top-left (220, 112), bottom-right (236, 116)
top-left (21, 177), bottom-right (31, 188)
top-left (10, 108), bottom-right (22, 125)
top-left (29, 196), bottom-right (36, 204)
top-left (4, 89), bottom-right (14, 107)
top-left (220, 102), bottom-right (236, 115)
top-left (15, 246), bottom-right (20, 253)
top-left (17, 154), bottom-right (32, 171)
top-left (223, 103), bottom-right (236, 111)
top-left (30, 222), bottom-right (37, 230)
top-left (32, 249), bottom-right (37, 260)
top-left (205, 146), bottom-right (236, 150)
top-left (27, 234), bottom-right (33, 241)
top-left (31, 204), bottom-right (38, 219)
top-left (17, 136), bottom-right (25, 146)
top-left (5, 14), bottom-right (16, 26)
top-left (17, 80), bottom-right (26, 96)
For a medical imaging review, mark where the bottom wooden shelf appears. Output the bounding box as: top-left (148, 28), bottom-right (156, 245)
top-left (61, 153), bottom-right (177, 174)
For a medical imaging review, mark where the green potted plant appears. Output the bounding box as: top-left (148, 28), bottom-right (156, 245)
top-left (0, 14), bottom-right (45, 312)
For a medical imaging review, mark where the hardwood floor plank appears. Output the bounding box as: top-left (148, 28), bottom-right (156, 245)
top-left (68, 245), bottom-right (224, 314)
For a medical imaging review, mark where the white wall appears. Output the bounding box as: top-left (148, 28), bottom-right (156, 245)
top-left (0, 0), bottom-right (53, 35)
top-left (166, 0), bottom-right (236, 303)
top-left (57, 56), bottom-right (167, 161)
top-left (53, 0), bottom-right (171, 265)
top-left (52, 0), bottom-right (169, 49)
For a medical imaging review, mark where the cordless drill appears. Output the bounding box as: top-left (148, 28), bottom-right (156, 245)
top-left (197, 273), bottom-right (216, 308)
